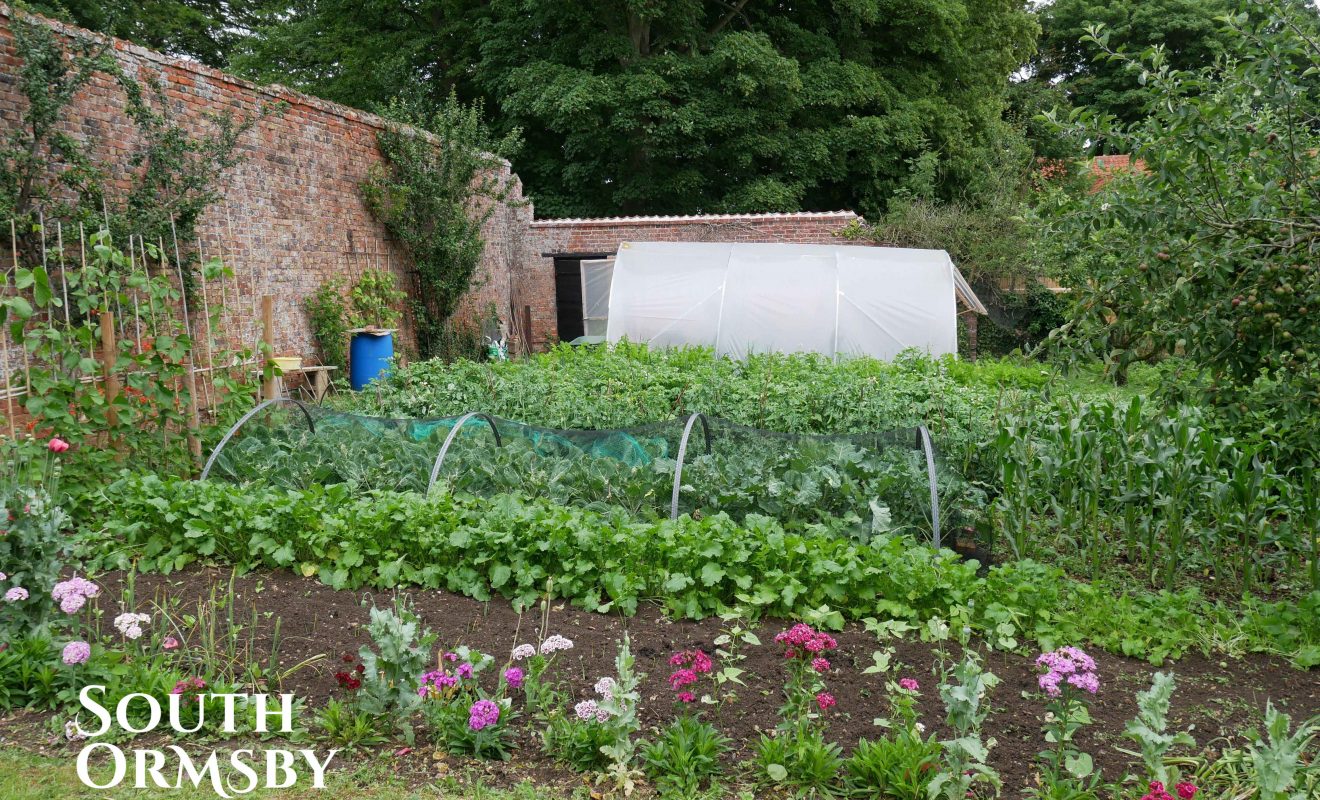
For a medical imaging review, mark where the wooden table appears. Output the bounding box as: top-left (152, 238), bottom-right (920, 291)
top-left (270, 364), bottom-right (337, 403)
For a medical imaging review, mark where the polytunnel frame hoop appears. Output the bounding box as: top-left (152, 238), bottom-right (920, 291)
top-left (669, 412), bottom-right (713, 520)
top-left (200, 398), bottom-right (317, 481)
top-left (426, 411), bottom-right (504, 495)
top-left (918, 424), bottom-right (940, 548)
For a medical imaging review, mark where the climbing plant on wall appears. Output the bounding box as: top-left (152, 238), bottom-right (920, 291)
top-left (0, 10), bottom-right (270, 289)
top-left (361, 92), bottom-right (521, 359)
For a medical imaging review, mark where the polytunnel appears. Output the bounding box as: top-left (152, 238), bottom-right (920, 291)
top-left (201, 400), bottom-right (955, 546)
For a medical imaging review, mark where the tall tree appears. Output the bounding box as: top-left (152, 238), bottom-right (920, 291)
top-left (235, 1), bottom-right (1038, 217)
top-left (1029, 0), bottom-right (1235, 126)
top-left (22, 0), bottom-right (273, 68)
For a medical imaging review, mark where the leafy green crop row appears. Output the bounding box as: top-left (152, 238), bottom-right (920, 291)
top-left (84, 476), bottom-right (1319, 667)
top-left (208, 407), bottom-right (982, 537)
top-left (340, 343), bottom-right (1057, 483)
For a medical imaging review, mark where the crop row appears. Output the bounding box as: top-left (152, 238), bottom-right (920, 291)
top-left (83, 475), bottom-right (1320, 667)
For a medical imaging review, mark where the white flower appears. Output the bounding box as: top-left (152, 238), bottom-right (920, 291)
top-left (594, 677), bottom-right (616, 699)
top-left (1100, 202), bottom-right (1111, 211)
top-left (574, 700), bottom-right (599, 721)
top-left (539, 635), bottom-right (573, 655)
top-left (113, 612), bottom-right (151, 638)
top-left (914, 722), bottom-right (926, 734)
top-left (65, 719), bottom-right (87, 742)
top-left (511, 644), bottom-right (535, 661)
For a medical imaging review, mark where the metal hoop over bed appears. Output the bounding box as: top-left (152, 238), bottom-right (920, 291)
top-left (200, 398), bottom-right (317, 481)
top-left (426, 411), bottom-right (504, 495)
top-left (670, 412), bottom-right (712, 520)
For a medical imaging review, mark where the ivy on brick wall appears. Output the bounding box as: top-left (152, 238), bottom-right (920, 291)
top-left (0, 10), bottom-right (271, 292)
top-left (361, 92), bottom-right (521, 359)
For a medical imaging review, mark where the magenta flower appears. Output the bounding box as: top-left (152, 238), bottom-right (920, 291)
top-left (774, 623), bottom-right (837, 657)
top-left (815, 691), bottom-right (836, 711)
top-left (669, 668), bottom-right (698, 690)
top-left (677, 691), bottom-right (695, 703)
top-left (811, 657), bottom-right (830, 673)
top-left (468, 699), bottom-right (500, 731)
top-left (62, 641), bottom-right (91, 665)
top-left (47, 437), bottom-right (70, 453)
top-left (898, 677), bottom-right (920, 691)
top-left (456, 662), bottom-right (474, 680)
top-left (504, 667), bottom-right (524, 689)
top-left (1175, 783), bottom-right (1198, 800)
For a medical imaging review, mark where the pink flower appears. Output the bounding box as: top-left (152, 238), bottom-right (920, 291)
top-left (574, 700), bottom-right (600, 721)
top-left (669, 669), bottom-right (698, 690)
top-left (815, 691), bottom-right (836, 711)
top-left (1036, 646), bottom-right (1099, 698)
top-left (47, 437), bottom-right (70, 453)
top-left (60, 594), bottom-right (86, 614)
top-left (468, 699), bottom-right (500, 731)
top-left (62, 641), bottom-right (91, 665)
top-left (0, 572), bottom-right (7, 581)
top-left (171, 676), bottom-right (207, 695)
top-left (1175, 783), bottom-right (1197, 800)
top-left (511, 644), bottom-right (535, 661)
top-left (162, 637), bottom-right (180, 651)
top-left (677, 691), bottom-right (695, 704)
top-left (504, 667), bottom-right (524, 689)
top-left (4, 587), bottom-right (28, 602)
top-left (811, 657), bottom-right (830, 673)
top-left (899, 677), bottom-right (920, 691)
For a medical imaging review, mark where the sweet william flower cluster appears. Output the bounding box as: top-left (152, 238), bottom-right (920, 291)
top-left (52, 576), bottom-right (99, 614)
top-left (1036, 646), bottom-right (1099, 697)
top-left (1141, 780), bottom-right (1198, 800)
top-left (668, 649), bottom-right (713, 703)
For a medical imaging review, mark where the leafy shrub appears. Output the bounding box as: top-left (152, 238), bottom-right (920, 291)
top-left (640, 715), bottom-right (730, 796)
top-left (541, 712), bottom-right (615, 772)
top-left (845, 735), bottom-right (941, 800)
top-left (754, 725), bottom-right (845, 798)
top-left (353, 599), bottom-right (436, 744)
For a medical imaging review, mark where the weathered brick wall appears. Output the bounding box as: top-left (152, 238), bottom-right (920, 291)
top-left (521, 211), bottom-right (865, 345)
top-left (0, 4), bottom-right (533, 365)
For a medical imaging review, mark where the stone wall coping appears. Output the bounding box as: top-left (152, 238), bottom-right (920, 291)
top-left (530, 210), bottom-right (860, 227)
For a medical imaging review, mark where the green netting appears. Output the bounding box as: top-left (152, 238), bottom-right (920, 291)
top-left (201, 400), bottom-right (978, 542)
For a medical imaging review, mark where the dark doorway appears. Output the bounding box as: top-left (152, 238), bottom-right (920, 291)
top-left (553, 257), bottom-right (585, 341)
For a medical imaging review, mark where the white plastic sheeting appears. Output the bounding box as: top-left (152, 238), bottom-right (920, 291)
top-left (604, 241), bottom-right (960, 360)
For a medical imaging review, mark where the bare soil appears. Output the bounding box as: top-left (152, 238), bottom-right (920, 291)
top-left (3, 566), bottom-right (1316, 795)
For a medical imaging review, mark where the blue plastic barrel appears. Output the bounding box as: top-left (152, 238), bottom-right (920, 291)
top-left (349, 330), bottom-right (394, 390)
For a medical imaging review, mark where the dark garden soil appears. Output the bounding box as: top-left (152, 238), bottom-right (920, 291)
top-left (3, 566), bottom-right (1317, 796)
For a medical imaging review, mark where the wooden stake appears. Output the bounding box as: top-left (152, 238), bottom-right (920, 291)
top-left (168, 222), bottom-right (202, 463)
top-left (10, 220), bottom-right (30, 397)
top-left (261, 294), bottom-right (275, 402)
top-left (100, 310), bottom-right (119, 432)
top-left (57, 223), bottom-right (71, 329)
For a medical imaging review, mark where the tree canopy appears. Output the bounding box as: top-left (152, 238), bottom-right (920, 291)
top-left (22, 0), bottom-right (272, 68)
top-left (229, 0), bottom-right (1038, 217)
top-left (1028, 0), bottom-right (1236, 126)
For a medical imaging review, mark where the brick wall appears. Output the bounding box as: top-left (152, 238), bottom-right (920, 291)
top-left (521, 211), bottom-right (866, 345)
top-left (0, 4), bottom-right (533, 366)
